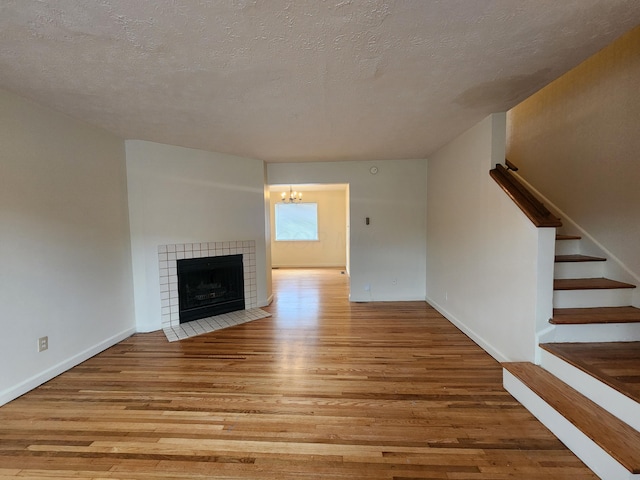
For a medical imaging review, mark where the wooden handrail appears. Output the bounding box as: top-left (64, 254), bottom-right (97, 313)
top-left (505, 159), bottom-right (519, 172)
top-left (490, 163), bottom-right (562, 228)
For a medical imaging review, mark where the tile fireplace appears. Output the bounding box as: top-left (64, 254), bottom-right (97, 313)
top-left (158, 240), bottom-right (257, 329)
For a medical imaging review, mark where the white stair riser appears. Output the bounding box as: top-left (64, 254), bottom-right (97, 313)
top-left (546, 322), bottom-right (640, 343)
top-left (503, 370), bottom-right (638, 480)
top-left (555, 240), bottom-right (581, 256)
top-left (554, 261), bottom-right (605, 279)
top-left (554, 288), bottom-right (633, 308)
top-left (539, 349), bottom-right (640, 431)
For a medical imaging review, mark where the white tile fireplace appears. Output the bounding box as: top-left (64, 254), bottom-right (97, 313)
top-left (157, 240), bottom-right (257, 328)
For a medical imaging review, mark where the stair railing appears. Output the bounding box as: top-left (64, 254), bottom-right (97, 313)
top-left (490, 161), bottom-right (562, 228)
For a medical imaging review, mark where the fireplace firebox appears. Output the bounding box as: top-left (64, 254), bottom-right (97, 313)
top-left (177, 254), bottom-right (245, 323)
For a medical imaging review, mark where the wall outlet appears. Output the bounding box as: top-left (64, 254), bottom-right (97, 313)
top-left (38, 336), bottom-right (48, 352)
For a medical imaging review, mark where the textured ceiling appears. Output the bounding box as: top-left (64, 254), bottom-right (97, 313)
top-left (1, 1), bottom-right (639, 163)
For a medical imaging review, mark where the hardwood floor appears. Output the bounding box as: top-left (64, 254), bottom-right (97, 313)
top-left (0, 268), bottom-right (596, 479)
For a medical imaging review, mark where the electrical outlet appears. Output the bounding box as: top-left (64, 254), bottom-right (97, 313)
top-left (38, 336), bottom-right (48, 352)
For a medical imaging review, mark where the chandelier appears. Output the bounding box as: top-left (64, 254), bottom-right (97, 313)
top-left (281, 186), bottom-right (302, 203)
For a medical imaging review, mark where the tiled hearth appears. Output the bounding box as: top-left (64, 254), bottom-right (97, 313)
top-left (163, 307), bottom-right (271, 342)
top-left (157, 240), bottom-right (258, 329)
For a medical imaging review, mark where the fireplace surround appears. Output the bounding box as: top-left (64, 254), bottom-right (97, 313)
top-left (158, 240), bottom-right (257, 328)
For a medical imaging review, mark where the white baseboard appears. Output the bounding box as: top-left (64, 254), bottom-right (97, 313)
top-left (426, 297), bottom-right (509, 363)
top-left (272, 264), bottom-right (346, 268)
top-left (349, 293), bottom-right (428, 302)
top-left (0, 327), bottom-right (135, 407)
top-left (263, 294), bottom-right (274, 306)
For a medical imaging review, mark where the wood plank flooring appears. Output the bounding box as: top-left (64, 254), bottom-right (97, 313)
top-left (0, 268), bottom-right (597, 479)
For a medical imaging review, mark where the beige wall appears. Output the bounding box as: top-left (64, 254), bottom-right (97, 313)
top-left (507, 25), bottom-right (640, 280)
top-left (270, 188), bottom-right (347, 268)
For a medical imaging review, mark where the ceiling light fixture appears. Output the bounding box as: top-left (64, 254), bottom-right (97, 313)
top-left (281, 186), bottom-right (302, 203)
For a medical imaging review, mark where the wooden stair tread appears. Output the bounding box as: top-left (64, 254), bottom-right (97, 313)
top-left (556, 234), bottom-right (581, 240)
top-left (503, 362), bottom-right (640, 473)
top-left (539, 342), bottom-right (640, 404)
top-left (551, 306), bottom-right (640, 324)
top-left (555, 254), bottom-right (606, 263)
top-left (554, 278), bottom-right (636, 290)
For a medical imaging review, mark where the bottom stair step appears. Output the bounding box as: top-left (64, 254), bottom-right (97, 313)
top-left (539, 342), bottom-right (640, 404)
top-left (503, 362), bottom-right (640, 477)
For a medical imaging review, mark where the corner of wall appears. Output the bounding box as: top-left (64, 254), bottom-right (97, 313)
top-left (426, 113), bottom-right (539, 362)
top-left (491, 112), bottom-right (507, 168)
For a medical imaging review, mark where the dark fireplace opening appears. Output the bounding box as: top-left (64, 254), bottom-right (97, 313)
top-left (177, 254), bottom-right (245, 323)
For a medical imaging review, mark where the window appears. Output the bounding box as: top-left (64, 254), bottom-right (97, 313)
top-left (275, 203), bottom-right (318, 241)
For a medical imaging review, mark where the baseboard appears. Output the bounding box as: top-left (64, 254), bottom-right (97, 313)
top-left (135, 322), bottom-right (159, 333)
top-left (263, 294), bottom-right (274, 306)
top-left (426, 297), bottom-right (509, 363)
top-left (272, 264), bottom-right (346, 268)
top-left (0, 327), bottom-right (135, 407)
top-left (349, 293), bottom-right (427, 302)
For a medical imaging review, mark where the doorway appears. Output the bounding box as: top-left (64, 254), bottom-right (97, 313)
top-left (268, 183), bottom-right (350, 275)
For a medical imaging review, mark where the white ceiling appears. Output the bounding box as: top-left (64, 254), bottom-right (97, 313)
top-left (1, 1), bottom-right (639, 163)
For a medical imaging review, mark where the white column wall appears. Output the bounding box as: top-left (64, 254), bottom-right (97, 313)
top-left (426, 114), bottom-right (554, 362)
top-left (125, 140), bottom-right (269, 332)
top-left (267, 159), bottom-right (426, 302)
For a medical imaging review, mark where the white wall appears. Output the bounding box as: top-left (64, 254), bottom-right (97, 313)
top-left (270, 188), bottom-right (347, 268)
top-left (126, 140), bottom-right (269, 332)
top-left (263, 165), bottom-right (273, 303)
top-left (267, 159), bottom-right (426, 301)
top-left (426, 114), bottom-right (555, 362)
top-left (0, 88), bottom-right (135, 405)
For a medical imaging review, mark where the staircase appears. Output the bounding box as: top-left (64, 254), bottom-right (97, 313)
top-left (504, 233), bottom-right (640, 480)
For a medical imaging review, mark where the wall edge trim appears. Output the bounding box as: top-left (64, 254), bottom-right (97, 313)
top-left (0, 327), bottom-right (136, 407)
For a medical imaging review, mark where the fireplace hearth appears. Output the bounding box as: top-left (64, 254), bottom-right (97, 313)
top-left (177, 254), bottom-right (245, 323)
